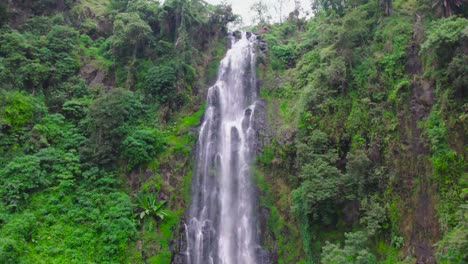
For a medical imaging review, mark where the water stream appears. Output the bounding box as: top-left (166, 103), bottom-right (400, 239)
top-left (185, 32), bottom-right (262, 264)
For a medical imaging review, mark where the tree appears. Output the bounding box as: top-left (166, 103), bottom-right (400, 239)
top-left (110, 0), bottom-right (129, 11)
top-left (0, 91), bottom-right (43, 131)
top-left (293, 158), bottom-right (343, 223)
top-left (127, 0), bottom-right (161, 27)
top-left (435, 209), bottom-right (468, 263)
top-left (31, 113), bottom-right (85, 148)
top-left (209, 2), bottom-right (238, 31)
top-left (420, 16), bottom-right (467, 66)
top-left (271, 44), bottom-right (297, 67)
top-left (344, 150), bottom-right (371, 200)
top-left (144, 63), bottom-right (178, 104)
top-left (90, 89), bottom-right (144, 137)
top-left (296, 130), bottom-right (338, 165)
top-left (46, 25), bottom-right (79, 54)
top-left (251, 0), bottom-right (271, 24)
top-left (121, 128), bottom-right (166, 169)
top-left (321, 231), bottom-right (376, 264)
top-left (421, 16), bottom-right (467, 49)
top-left (273, 0), bottom-right (289, 23)
top-left (47, 76), bottom-right (89, 111)
top-left (161, 0), bottom-right (205, 43)
top-left (62, 99), bottom-right (89, 121)
top-left (0, 155), bottom-right (46, 210)
top-left (310, 0), bottom-right (346, 15)
top-left (0, 237), bottom-right (21, 263)
top-left (293, 0), bottom-right (303, 19)
top-left (112, 12), bottom-right (152, 57)
top-left (83, 88), bottom-right (145, 165)
top-left (293, 130), bottom-right (343, 224)
top-left (45, 25), bottom-right (80, 84)
top-left (380, 0), bottom-right (392, 16)
top-left (360, 195), bottom-right (387, 236)
top-left (0, 30), bottom-right (42, 92)
top-left (447, 54), bottom-right (468, 98)
top-left (433, 0), bottom-right (465, 17)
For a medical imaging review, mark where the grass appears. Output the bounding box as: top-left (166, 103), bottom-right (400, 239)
top-left (376, 240), bottom-right (401, 264)
top-left (165, 103), bottom-right (205, 158)
top-left (148, 210), bottom-right (181, 264)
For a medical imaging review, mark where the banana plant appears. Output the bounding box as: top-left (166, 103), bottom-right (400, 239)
top-left (133, 193), bottom-right (168, 221)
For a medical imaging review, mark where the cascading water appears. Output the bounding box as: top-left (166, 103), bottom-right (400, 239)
top-left (185, 32), bottom-right (263, 264)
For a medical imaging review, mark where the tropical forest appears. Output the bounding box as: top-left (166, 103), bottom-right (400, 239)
top-left (0, 0), bottom-right (466, 263)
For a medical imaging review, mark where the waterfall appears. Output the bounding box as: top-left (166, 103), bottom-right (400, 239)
top-left (185, 32), bottom-right (262, 264)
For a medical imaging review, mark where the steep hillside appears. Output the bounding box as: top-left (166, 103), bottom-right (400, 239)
top-left (0, 0), bottom-right (234, 262)
top-left (0, 0), bottom-right (466, 263)
top-left (255, 0), bottom-right (467, 263)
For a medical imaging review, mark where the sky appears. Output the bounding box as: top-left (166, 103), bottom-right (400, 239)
top-left (205, 0), bottom-right (312, 26)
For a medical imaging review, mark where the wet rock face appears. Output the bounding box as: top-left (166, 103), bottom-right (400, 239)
top-left (258, 38), bottom-right (268, 53)
top-left (257, 248), bottom-right (272, 264)
top-left (226, 35), bottom-right (232, 49)
top-left (242, 108), bottom-right (252, 131)
top-left (233, 30), bottom-right (242, 40)
top-left (252, 99), bottom-right (267, 152)
top-left (170, 220), bottom-right (189, 264)
top-left (399, 19), bottom-right (438, 264)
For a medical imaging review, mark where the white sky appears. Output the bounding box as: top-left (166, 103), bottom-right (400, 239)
top-left (205, 0), bottom-right (312, 26)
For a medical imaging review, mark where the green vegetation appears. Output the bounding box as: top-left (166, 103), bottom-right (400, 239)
top-left (0, 0), bottom-right (234, 262)
top-left (134, 193), bottom-right (168, 221)
top-left (0, 0), bottom-right (466, 263)
top-left (255, 0), bottom-right (467, 262)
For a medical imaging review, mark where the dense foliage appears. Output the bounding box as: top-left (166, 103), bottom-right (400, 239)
top-left (0, 0), bottom-right (466, 263)
top-left (256, 0), bottom-right (467, 262)
top-left (0, 0), bottom-right (234, 262)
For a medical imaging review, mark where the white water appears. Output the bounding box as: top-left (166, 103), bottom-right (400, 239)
top-left (185, 32), bottom-right (261, 264)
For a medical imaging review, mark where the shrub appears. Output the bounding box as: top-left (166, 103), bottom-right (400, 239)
top-left (0, 91), bottom-right (43, 130)
top-left (0, 155), bottom-right (46, 210)
top-left (321, 231), bottom-right (376, 264)
top-left (144, 64), bottom-right (178, 103)
top-left (121, 128), bottom-right (166, 169)
top-left (421, 16), bottom-right (468, 66)
top-left (271, 44), bottom-right (297, 67)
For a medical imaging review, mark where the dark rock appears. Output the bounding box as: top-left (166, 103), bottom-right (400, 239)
top-left (96, 15), bottom-right (113, 38)
top-left (257, 38), bottom-right (268, 53)
top-left (257, 246), bottom-right (272, 264)
top-left (419, 79), bottom-right (434, 106)
top-left (233, 30), bottom-right (241, 40)
top-left (79, 62), bottom-right (109, 88)
top-left (170, 216), bottom-right (189, 264)
top-left (226, 35), bottom-right (232, 49)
